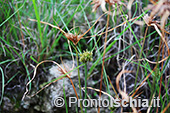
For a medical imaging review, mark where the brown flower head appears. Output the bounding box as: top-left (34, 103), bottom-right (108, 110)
top-left (145, 0), bottom-right (170, 28)
top-left (143, 14), bottom-right (157, 26)
top-left (65, 33), bottom-right (81, 45)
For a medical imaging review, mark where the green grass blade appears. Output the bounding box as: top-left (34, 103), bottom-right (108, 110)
top-left (0, 67), bottom-right (4, 105)
top-left (63, 78), bottom-right (68, 113)
top-left (32, 0), bottom-right (43, 49)
top-left (0, 0), bottom-right (26, 27)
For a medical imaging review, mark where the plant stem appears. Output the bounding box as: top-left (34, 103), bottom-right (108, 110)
top-left (84, 63), bottom-right (87, 113)
top-left (75, 46), bottom-right (83, 113)
top-left (63, 78), bottom-right (68, 113)
top-left (134, 26), bottom-right (148, 91)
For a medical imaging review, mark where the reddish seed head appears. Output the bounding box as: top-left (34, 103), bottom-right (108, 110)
top-left (65, 33), bottom-right (82, 45)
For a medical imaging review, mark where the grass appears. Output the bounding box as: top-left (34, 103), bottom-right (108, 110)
top-left (0, 67), bottom-right (4, 105)
top-left (0, 0), bottom-right (170, 113)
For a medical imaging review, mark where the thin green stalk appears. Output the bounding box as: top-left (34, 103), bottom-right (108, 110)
top-left (134, 26), bottom-right (148, 91)
top-left (84, 63), bottom-right (87, 113)
top-left (75, 46), bottom-right (83, 113)
top-left (63, 78), bottom-right (68, 113)
top-left (32, 0), bottom-right (43, 52)
top-left (0, 67), bottom-right (4, 105)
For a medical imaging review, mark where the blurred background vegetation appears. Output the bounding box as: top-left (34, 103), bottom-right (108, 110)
top-left (0, 0), bottom-right (170, 113)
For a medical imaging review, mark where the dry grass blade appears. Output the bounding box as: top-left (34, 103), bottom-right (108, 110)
top-left (161, 102), bottom-right (170, 113)
top-left (147, 93), bottom-right (155, 113)
top-left (29, 18), bottom-right (66, 33)
top-left (91, 0), bottom-right (107, 12)
top-left (82, 16), bottom-right (139, 40)
top-left (107, 75), bottom-right (118, 97)
top-left (29, 11), bottom-right (108, 45)
top-left (82, 86), bottom-right (115, 101)
top-left (22, 60), bottom-right (79, 100)
top-left (97, 16), bottom-right (139, 36)
top-left (116, 70), bottom-right (137, 113)
top-left (149, 0), bottom-right (157, 5)
top-left (91, 0), bottom-right (123, 12)
top-left (28, 76), bottom-right (65, 98)
top-left (151, 23), bottom-right (170, 55)
top-left (127, 0), bottom-right (134, 19)
top-left (149, 0), bottom-right (164, 18)
top-left (79, 11), bottom-right (109, 39)
top-left (116, 70), bottom-right (131, 99)
top-left (134, 91), bottom-right (143, 99)
top-left (143, 15), bottom-right (170, 55)
top-left (143, 56), bottom-right (169, 64)
top-left (131, 65), bottom-right (157, 97)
